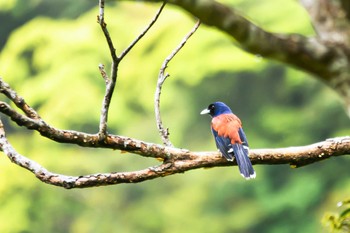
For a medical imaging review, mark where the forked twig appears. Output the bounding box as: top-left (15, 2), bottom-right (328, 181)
top-left (97, 0), bottom-right (119, 139)
top-left (97, 1), bottom-right (167, 140)
top-left (155, 20), bottom-right (201, 146)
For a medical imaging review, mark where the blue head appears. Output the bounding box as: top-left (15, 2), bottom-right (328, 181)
top-left (200, 102), bottom-right (233, 117)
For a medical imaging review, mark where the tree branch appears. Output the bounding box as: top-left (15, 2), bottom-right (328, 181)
top-left (0, 111), bottom-right (349, 189)
top-left (97, 1), bottom-right (167, 139)
top-left (125, 0), bottom-right (350, 115)
top-left (97, 0), bottom-right (119, 139)
top-left (1, 1), bottom-right (349, 189)
top-left (300, 0), bottom-right (350, 46)
top-left (0, 76), bottom-right (349, 188)
top-left (155, 20), bottom-right (201, 147)
top-left (124, 0), bottom-right (330, 76)
top-left (0, 99), bottom-right (169, 160)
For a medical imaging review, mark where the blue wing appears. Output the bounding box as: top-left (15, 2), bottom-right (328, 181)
top-left (211, 128), bottom-right (234, 161)
top-left (238, 127), bottom-right (249, 148)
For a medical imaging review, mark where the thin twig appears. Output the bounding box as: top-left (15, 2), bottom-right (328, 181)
top-left (97, 0), bottom-right (119, 140)
top-left (119, 1), bottom-right (167, 60)
top-left (97, 1), bottom-right (166, 140)
top-left (97, 0), bottom-right (118, 62)
top-left (155, 20), bottom-right (201, 147)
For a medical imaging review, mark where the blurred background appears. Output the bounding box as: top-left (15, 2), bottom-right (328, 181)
top-left (0, 0), bottom-right (349, 232)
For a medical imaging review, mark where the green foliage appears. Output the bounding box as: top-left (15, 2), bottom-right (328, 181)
top-left (0, 1), bottom-right (349, 233)
top-left (323, 199), bottom-right (350, 233)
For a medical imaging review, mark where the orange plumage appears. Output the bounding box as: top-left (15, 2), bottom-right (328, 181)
top-left (211, 114), bottom-right (243, 144)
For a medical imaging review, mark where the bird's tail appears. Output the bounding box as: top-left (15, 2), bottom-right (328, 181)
top-left (232, 144), bottom-right (256, 179)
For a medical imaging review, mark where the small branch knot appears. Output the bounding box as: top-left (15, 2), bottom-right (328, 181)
top-left (98, 64), bottom-right (109, 83)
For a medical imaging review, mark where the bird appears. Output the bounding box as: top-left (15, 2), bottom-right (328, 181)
top-left (200, 101), bottom-right (256, 179)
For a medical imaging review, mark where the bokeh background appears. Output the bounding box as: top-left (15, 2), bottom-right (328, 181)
top-left (0, 0), bottom-right (349, 232)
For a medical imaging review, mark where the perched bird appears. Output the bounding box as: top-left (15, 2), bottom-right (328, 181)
top-left (201, 102), bottom-right (256, 179)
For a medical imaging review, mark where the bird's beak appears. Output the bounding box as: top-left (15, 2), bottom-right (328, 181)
top-left (200, 108), bottom-right (210, 115)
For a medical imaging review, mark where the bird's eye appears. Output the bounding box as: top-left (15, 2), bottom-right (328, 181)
top-left (209, 104), bottom-right (215, 110)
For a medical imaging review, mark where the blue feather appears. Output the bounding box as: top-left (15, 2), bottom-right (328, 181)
top-left (211, 128), bottom-right (233, 160)
top-left (232, 144), bottom-right (255, 179)
top-left (212, 127), bottom-right (255, 179)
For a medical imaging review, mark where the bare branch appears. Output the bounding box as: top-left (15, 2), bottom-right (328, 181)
top-left (97, 0), bottom-right (120, 140)
top-left (126, 0), bottom-right (350, 115)
top-left (1, 1), bottom-right (349, 189)
top-left (154, 71), bottom-right (171, 146)
top-left (300, 0), bottom-right (350, 46)
top-left (98, 0), bottom-right (105, 24)
top-left (0, 77), bottom-right (349, 188)
top-left (155, 20), bottom-right (201, 147)
top-left (97, 0), bottom-right (118, 63)
top-left (0, 101), bottom-right (171, 160)
top-left (0, 77), bottom-right (168, 159)
top-left (97, 1), bottom-right (167, 139)
top-left (0, 77), bottom-right (41, 120)
top-left (1, 73), bottom-right (349, 164)
top-left (119, 1), bottom-right (167, 60)
top-left (0, 111), bottom-right (349, 189)
top-left (136, 0), bottom-right (332, 78)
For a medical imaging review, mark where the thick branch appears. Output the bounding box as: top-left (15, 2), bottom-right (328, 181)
top-left (1, 76), bottom-right (350, 163)
top-left (0, 77), bottom-right (349, 188)
top-left (300, 0), bottom-right (350, 46)
top-left (125, 0), bottom-right (331, 77)
top-left (125, 0), bottom-right (350, 115)
top-left (0, 100), bottom-right (170, 159)
top-left (0, 1), bottom-right (349, 188)
top-left (1, 112), bottom-right (349, 188)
